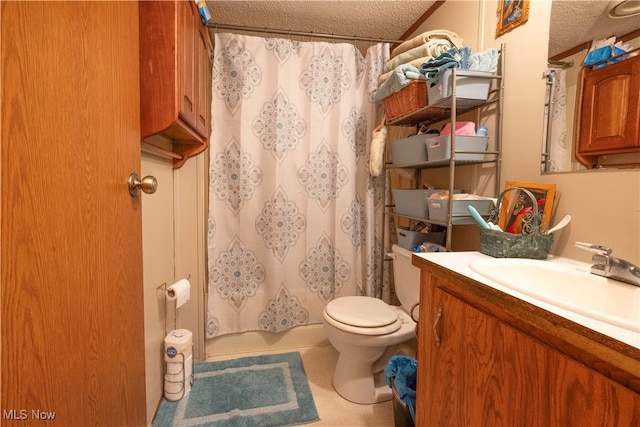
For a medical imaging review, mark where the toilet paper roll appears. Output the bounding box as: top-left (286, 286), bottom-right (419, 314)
top-left (166, 354), bottom-right (193, 377)
top-left (164, 378), bottom-right (191, 401)
top-left (166, 279), bottom-right (190, 308)
top-left (164, 329), bottom-right (192, 361)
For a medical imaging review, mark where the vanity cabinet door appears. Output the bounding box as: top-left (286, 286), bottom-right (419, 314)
top-left (577, 55), bottom-right (640, 156)
top-left (416, 272), bottom-right (547, 425)
top-left (416, 270), bottom-right (640, 426)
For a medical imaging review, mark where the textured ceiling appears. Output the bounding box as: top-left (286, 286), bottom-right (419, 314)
top-left (207, 1), bottom-right (640, 58)
top-left (206, 1), bottom-right (436, 53)
top-left (549, 0), bottom-right (639, 57)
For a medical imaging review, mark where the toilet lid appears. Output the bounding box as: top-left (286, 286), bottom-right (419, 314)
top-left (325, 296), bottom-right (399, 329)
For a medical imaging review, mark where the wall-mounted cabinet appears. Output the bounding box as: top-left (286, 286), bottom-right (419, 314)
top-left (139, 0), bottom-right (213, 168)
top-left (576, 53), bottom-right (640, 169)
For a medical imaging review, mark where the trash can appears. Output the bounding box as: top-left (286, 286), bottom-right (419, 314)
top-left (392, 383), bottom-right (415, 427)
top-left (385, 355), bottom-right (417, 427)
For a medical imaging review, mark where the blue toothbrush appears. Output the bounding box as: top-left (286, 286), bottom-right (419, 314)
top-left (467, 205), bottom-right (490, 229)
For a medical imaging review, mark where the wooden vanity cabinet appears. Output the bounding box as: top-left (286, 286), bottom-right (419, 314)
top-left (576, 54), bottom-right (640, 168)
top-left (415, 264), bottom-right (640, 426)
top-left (139, 0), bottom-right (213, 168)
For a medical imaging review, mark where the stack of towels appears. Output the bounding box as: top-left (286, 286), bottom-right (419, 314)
top-left (374, 29), bottom-right (500, 102)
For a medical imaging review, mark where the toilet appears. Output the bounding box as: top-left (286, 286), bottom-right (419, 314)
top-left (323, 244), bottom-right (421, 404)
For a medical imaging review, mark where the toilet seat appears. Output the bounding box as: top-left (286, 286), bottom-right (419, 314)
top-left (324, 296), bottom-right (402, 335)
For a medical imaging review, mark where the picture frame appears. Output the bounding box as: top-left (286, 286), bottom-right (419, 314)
top-left (498, 181), bottom-right (556, 234)
top-left (496, 0), bottom-right (530, 37)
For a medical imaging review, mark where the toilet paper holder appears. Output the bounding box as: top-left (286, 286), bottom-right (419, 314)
top-left (157, 274), bottom-right (191, 334)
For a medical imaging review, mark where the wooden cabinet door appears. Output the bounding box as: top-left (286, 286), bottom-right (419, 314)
top-left (417, 279), bottom-right (548, 426)
top-left (578, 55), bottom-right (640, 155)
top-left (196, 23), bottom-right (213, 138)
top-left (1, 2), bottom-right (146, 425)
top-left (179, 0), bottom-right (197, 129)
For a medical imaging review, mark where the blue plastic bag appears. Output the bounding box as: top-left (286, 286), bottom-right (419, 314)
top-left (584, 45), bottom-right (627, 69)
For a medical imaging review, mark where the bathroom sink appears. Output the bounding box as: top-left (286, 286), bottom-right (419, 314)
top-left (469, 258), bottom-right (640, 333)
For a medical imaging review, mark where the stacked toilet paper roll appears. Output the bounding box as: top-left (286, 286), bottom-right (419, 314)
top-left (164, 329), bottom-right (193, 401)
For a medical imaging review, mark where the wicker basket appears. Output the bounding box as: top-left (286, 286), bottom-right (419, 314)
top-left (479, 187), bottom-right (553, 259)
top-left (383, 81), bottom-right (428, 123)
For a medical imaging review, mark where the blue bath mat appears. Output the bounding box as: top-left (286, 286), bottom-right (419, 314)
top-left (152, 351), bottom-right (319, 427)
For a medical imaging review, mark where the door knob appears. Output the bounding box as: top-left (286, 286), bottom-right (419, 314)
top-left (128, 173), bottom-right (157, 196)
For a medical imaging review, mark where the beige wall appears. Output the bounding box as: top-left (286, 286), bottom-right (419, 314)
top-left (141, 150), bottom-right (207, 425)
top-left (409, 0), bottom-right (640, 264)
top-left (141, 152), bottom-right (175, 424)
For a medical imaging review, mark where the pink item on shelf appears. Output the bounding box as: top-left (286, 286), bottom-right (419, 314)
top-left (440, 121), bottom-right (476, 136)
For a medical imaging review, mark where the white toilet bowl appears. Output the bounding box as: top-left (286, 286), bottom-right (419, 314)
top-left (322, 244), bottom-right (421, 404)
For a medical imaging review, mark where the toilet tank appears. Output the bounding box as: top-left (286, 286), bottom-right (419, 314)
top-left (391, 244), bottom-right (421, 313)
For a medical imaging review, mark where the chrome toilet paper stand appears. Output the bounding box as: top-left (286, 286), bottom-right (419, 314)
top-left (157, 273), bottom-right (191, 335)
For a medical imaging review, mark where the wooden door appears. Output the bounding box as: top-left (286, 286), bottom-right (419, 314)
top-left (1, 2), bottom-right (146, 426)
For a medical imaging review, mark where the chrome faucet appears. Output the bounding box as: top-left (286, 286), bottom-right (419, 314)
top-left (575, 242), bottom-right (640, 287)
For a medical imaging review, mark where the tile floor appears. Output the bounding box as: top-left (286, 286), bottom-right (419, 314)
top-left (207, 343), bottom-right (396, 427)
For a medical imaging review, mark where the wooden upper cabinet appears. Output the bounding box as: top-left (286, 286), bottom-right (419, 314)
top-left (139, 0), bottom-right (213, 168)
top-left (576, 54), bottom-right (640, 168)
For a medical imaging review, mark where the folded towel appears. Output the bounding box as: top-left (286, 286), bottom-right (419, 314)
top-left (392, 29), bottom-right (463, 58)
top-left (378, 56), bottom-right (429, 85)
top-left (385, 355), bottom-right (417, 422)
top-left (467, 48), bottom-right (499, 72)
top-left (373, 64), bottom-right (425, 102)
top-left (384, 39), bottom-right (454, 73)
top-left (440, 121), bottom-right (476, 136)
top-left (419, 46), bottom-right (471, 77)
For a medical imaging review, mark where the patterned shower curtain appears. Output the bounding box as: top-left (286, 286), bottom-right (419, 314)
top-left (543, 68), bottom-right (570, 172)
top-left (206, 33), bottom-right (389, 338)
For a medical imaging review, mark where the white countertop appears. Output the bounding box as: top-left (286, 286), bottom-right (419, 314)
top-left (413, 251), bottom-right (640, 350)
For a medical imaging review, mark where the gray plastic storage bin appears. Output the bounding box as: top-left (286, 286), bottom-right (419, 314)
top-left (391, 134), bottom-right (429, 166)
top-left (396, 228), bottom-right (446, 251)
top-left (427, 198), bottom-right (494, 224)
top-left (393, 189), bottom-right (460, 219)
top-left (427, 69), bottom-right (492, 106)
top-left (425, 135), bottom-right (488, 161)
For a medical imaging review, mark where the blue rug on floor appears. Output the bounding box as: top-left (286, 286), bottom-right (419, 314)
top-left (152, 351), bottom-right (319, 427)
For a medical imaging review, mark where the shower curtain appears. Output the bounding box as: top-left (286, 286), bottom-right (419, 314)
top-left (543, 68), bottom-right (570, 172)
top-left (206, 33), bottom-right (389, 337)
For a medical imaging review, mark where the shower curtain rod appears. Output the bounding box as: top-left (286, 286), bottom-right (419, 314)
top-left (207, 23), bottom-right (405, 44)
top-left (547, 59), bottom-right (574, 69)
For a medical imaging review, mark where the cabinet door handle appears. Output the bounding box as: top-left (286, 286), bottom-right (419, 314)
top-left (433, 307), bottom-right (443, 348)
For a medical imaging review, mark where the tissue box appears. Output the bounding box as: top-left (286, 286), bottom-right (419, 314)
top-left (393, 189), bottom-right (460, 219)
top-left (391, 134), bottom-right (429, 166)
top-left (427, 197), bottom-right (494, 224)
top-left (427, 69), bottom-right (492, 106)
top-left (425, 135), bottom-right (488, 161)
top-left (396, 228), bottom-right (446, 251)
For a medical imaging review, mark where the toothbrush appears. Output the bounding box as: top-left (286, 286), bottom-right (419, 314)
top-left (467, 205), bottom-right (490, 229)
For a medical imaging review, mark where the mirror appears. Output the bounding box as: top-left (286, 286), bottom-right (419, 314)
top-left (542, 0), bottom-right (640, 173)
